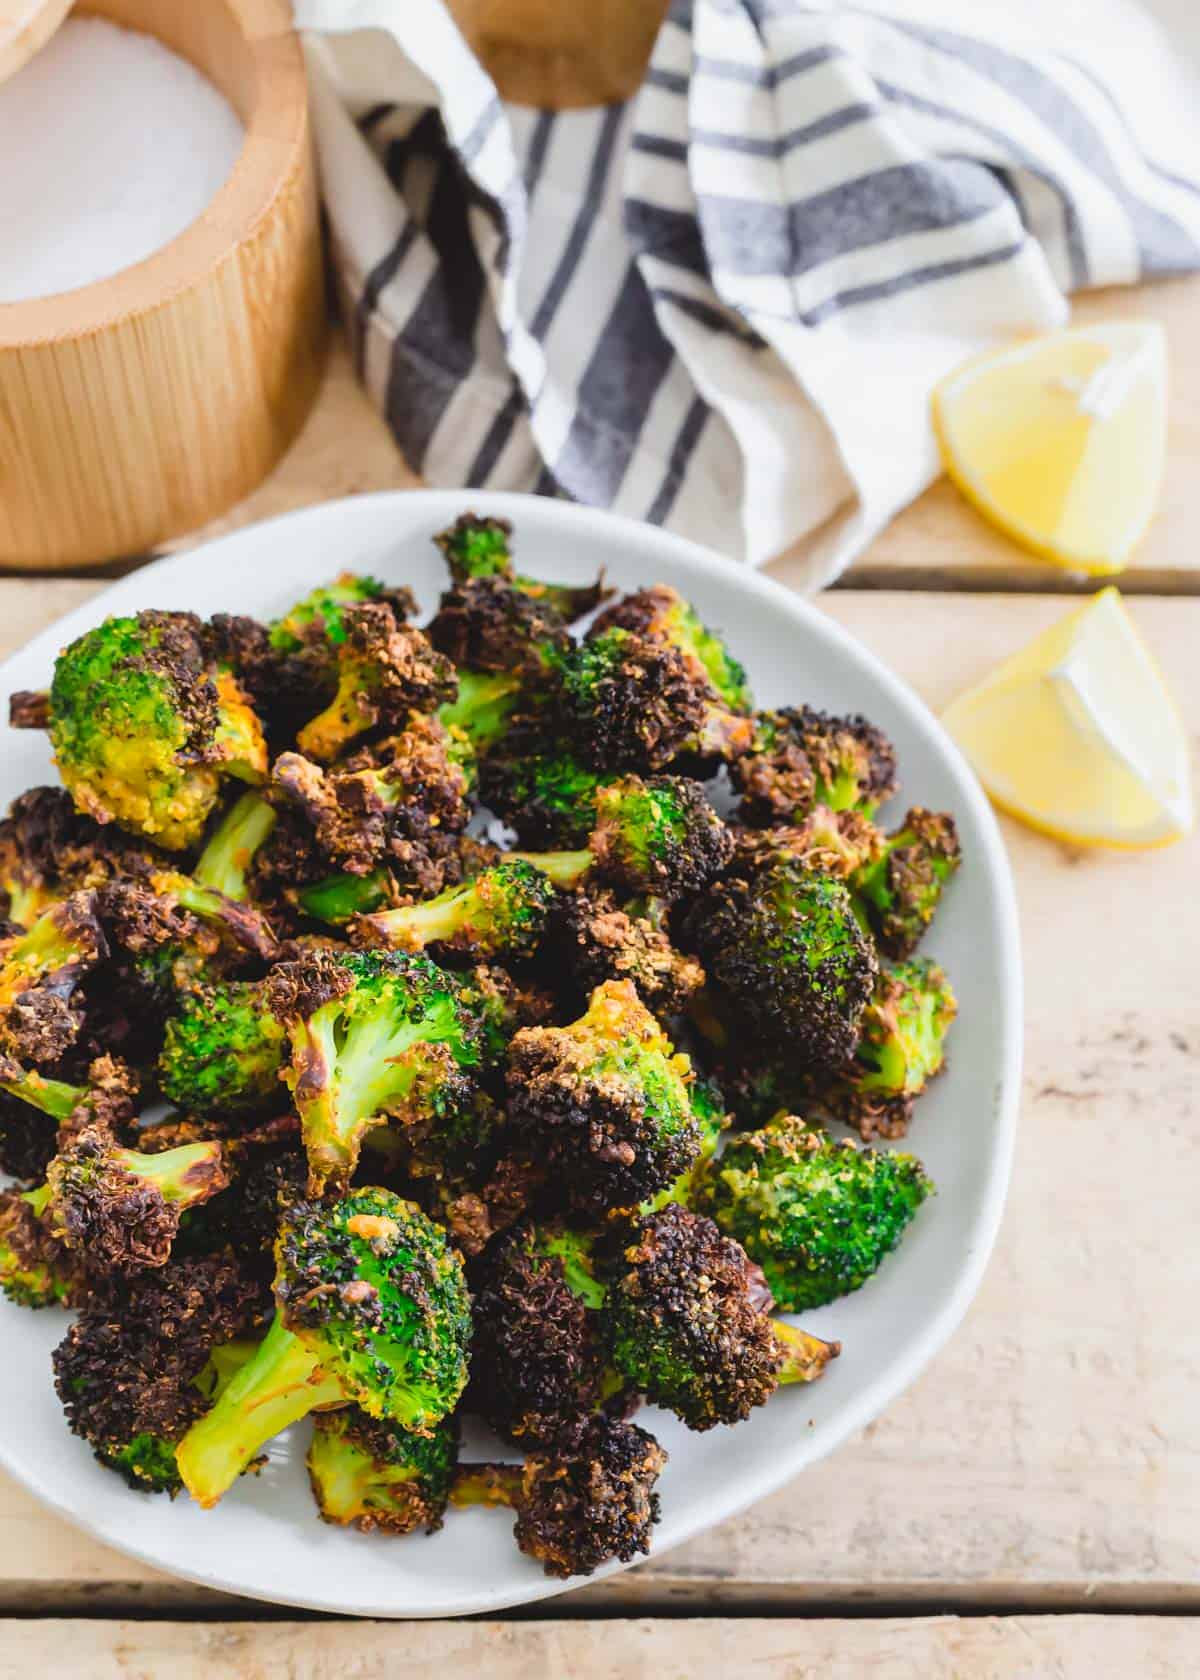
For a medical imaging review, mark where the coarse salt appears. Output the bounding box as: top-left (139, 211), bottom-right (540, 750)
top-left (0, 16), bottom-right (244, 304)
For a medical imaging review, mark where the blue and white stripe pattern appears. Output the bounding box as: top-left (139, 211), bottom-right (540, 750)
top-left (299, 0), bottom-right (1200, 581)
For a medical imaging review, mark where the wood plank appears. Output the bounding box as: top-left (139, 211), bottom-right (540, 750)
top-left (0, 589), bottom-right (1194, 1612)
top-left (0, 1616), bottom-right (1197, 1679)
top-left (34, 275), bottom-right (1198, 592)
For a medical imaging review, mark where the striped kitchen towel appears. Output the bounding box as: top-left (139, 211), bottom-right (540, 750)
top-left (295, 0), bottom-right (1200, 585)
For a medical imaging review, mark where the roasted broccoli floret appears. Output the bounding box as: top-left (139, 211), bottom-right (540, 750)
top-left (428, 574), bottom-right (571, 677)
top-left (852, 807), bottom-right (961, 958)
top-left (451, 1415), bottom-right (666, 1578)
top-left (271, 720), bottom-right (470, 879)
top-left (730, 805), bottom-right (884, 882)
top-left (356, 858), bottom-right (556, 962)
top-left (507, 979), bottom-right (700, 1216)
top-left (0, 1088), bottom-right (59, 1186)
top-left (819, 957), bottom-right (957, 1141)
top-left (101, 869), bottom-right (279, 969)
top-left (592, 583), bottom-right (752, 713)
top-left (52, 1255), bottom-right (266, 1492)
top-left (601, 1204), bottom-right (837, 1431)
top-left (176, 1189), bottom-right (471, 1506)
top-left (43, 1123), bottom-right (230, 1275)
top-left (268, 573), bottom-right (414, 655)
top-left (175, 1139), bottom-right (306, 1285)
top-left (158, 981), bottom-right (287, 1114)
top-left (308, 1408), bottom-right (458, 1535)
top-left (31, 611), bottom-right (267, 850)
top-left (469, 1220), bottom-right (617, 1445)
top-left (0, 1184), bottom-right (83, 1307)
top-left (512, 775), bottom-right (731, 901)
top-left (700, 1114), bottom-right (933, 1311)
top-left (683, 861), bottom-right (877, 1071)
top-left (434, 513), bottom-right (609, 623)
top-left (732, 705), bottom-right (898, 827)
top-left (549, 888), bottom-right (705, 1016)
top-left (558, 626), bottom-right (751, 772)
top-left (265, 947), bottom-right (483, 1194)
top-left (295, 603), bottom-right (455, 764)
top-left (0, 786), bottom-right (157, 925)
top-left (193, 790), bottom-right (277, 903)
top-left (0, 892), bottom-right (106, 1067)
top-left (478, 729), bottom-right (608, 848)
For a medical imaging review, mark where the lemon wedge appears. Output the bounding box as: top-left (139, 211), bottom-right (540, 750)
top-left (933, 322), bottom-right (1167, 575)
top-left (942, 588), bottom-right (1193, 849)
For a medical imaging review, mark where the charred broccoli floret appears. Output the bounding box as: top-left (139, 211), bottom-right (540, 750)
top-left (33, 611), bottom-right (267, 850)
top-left (52, 1255), bottom-right (266, 1492)
top-left (271, 719), bottom-right (470, 879)
top-left (469, 1220), bottom-right (617, 1445)
top-left (592, 583), bottom-right (752, 713)
top-left (601, 1204), bottom-right (838, 1431)
top-left (176, 1139), bottom-right (306, 1284)
top-left (730, 805), bottom-right (884, 882)
top-left (513, 775), bottom-right (731, 901)
top-left (356, 858), bottom-right (556, 962)
top-left (0, 1088), bottom-right (59, 1186)
top-left (558, 626), bottom-right (751, 772)
top-left (820, 957), bottom-right (957, 1141)
top-left (158, 981), bottom-right (286, 1114)
top-left (683, 861), bottom-right (877, 1071)
top-left (451, 1415), bottom-right (666, 1578)
top-left (549, 888), bottom-right (705, 1016)
top-left (852, 807), bottom-right (961, 958)
top-left (101, 869), bottom-right (279, 969)
top-left (0, 786), bottom-right (157, 925)
top-left (43, 1124), bottom-right (230, 1275)
top-left (700, 1114), bottom-right (932, 1311)
top-left (308, 1408), bottom-right (458, 1535)
top-left (0, 1184), bottom-right (83, 1307)
top-left (265, 947), bottom-right (483, 1193)
top-left (434, 513), bottom-right (609, 623)
top-left (268, 573), bottom-right (414, 655)
top-left (176, 1188), bottom-right (471, 1506)
top-left (733, 705), bottom-right (898, 827)
top-left (428, 574), bottom-right (571, 677)
top-left (478, 729), bottom-right (608, 848)
top-left (506, 979), bottom-right (700, 1216)
top-left (193, 790), bottom-right (277, 903)
top-left (295, 603), bottom-right (455, 763)
top-left (0, 892), bottom-right (106, 1067)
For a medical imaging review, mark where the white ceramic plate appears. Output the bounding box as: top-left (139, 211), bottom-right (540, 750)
top-left (0, 491), bottom-right (1021, 1617)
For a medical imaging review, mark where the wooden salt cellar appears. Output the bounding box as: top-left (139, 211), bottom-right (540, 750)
top-left (0, 0), bottom-right (325, 570)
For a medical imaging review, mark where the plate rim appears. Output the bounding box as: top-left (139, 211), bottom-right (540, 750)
top-left (0, 489), bottom-right (1023, 1617)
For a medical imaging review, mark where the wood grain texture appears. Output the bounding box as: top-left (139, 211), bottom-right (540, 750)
top-left (0, 0), bottom-right (71, 83)
top-left (0, 0), bottom-right (326, 571)
top-left (0, 1616), bottom-right (1197, 1679)
top-left (447, 0), bottom-right (671, 105)
top-left (0, 585), bottom-right (1194, 1611)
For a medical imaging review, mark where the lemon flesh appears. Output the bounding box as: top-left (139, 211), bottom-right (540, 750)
top-left (942, 588), bottom-right (1193, 849)
top-left (933, 322), bottom-right (1167, 576)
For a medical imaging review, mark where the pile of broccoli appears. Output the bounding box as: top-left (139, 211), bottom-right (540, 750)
top-left (0, 511), bottom-right (961, 1580)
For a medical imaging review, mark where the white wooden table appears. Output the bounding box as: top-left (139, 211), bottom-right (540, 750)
top-left (0, 304), bottom-right (1196, 1669)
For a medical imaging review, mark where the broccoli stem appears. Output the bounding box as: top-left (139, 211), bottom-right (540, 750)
top-left (115, 1140), bottom-right (226, 1206)
top-left (194, 792), bottom-right (277, 903)
top-left (773, 1320), bottom-right (840, 1385)
top-left (290, 990), bottom-right (460, 1188)
top-left (4, 882), bottom-right (55, 928)
top-left (296, 869), bottom-right (391, 925)
top-left (449, 1462), bottom-right (524, 1509)
top-left (175, 1313), bottom-right (344, 1507)
top-left (0, 1068), bottom-right (83, 1122)
top-left (364, 880), bottom-right (480, 951)
top-left (509, 849), bottom-right (593, 889)
top-left (437, 670), bottom-right (522, 750)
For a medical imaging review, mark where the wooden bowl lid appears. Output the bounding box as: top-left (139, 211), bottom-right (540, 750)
top-left (0, 0), bottom-right (71, 85)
